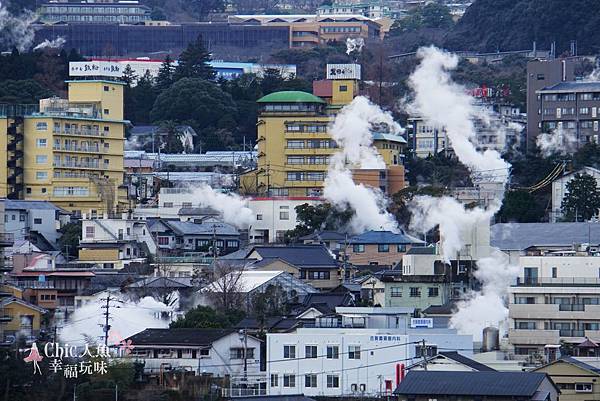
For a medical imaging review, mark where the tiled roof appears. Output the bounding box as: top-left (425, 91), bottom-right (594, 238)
top-left (395, 371), bottom-right (550, 396)
top-left (349, 230), bottom-right (424, 245)
top-left (252, 245), bottom-right (338, 268)
top-left (1, 199), bottom-right (65, 211)
top-left (126, 328), bottom-right (234, 346)
top-left (439, 351), bottom-right (496, 372)
top-left (538, 81), bottom-right (600, 93)
top-left (491, 222), bottom-right (600, 250)
top-left (164, 220), bottom-right (239, 236)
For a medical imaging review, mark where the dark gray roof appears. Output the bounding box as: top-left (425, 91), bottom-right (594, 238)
top-left (177, 207), bottom-right (219, 216)
top-left (252, 245), bottom-right (337, 268)
top-left (126, 328), bottom-right (234, 346)
top-left (406, 246), bottom-right (436, 255)
top-left (127, 277), bottom-right (193, 289)
top-left (1, 199), bottom-right (64, 211)
top-left (349, 230), bottom-right (424, 245)
top-left (395, 371), bottom-right (550, 397)
top-left (423, 301), bottom-right (457, 315)
top-left (538, 81), bottom-right (600, 93)
top-left (299, 230), bottom-right (347, 241)
top-left (491, 223), bottom-right (600, 250)
top-left (552, 356), bottom-right (600, 374)
top-left (164, 220), bottom-right (239, 236)
top-left (439, 352), bottom-right (496, 372)
top-left (129, 125), bottom-right (158, 135)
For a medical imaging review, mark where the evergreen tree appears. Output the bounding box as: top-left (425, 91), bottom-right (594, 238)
top-left (155, 55), bottom-right (175, 92)
top-left (122, 65), bottom-right (138, 121)
top-left (173, 36), bottom-right (215, 81)
top-left (561, 173), bottom-right (600, 221)
top-left (131, 70), bottom-right (157, 123)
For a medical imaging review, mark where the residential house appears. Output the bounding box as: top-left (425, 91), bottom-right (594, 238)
top-left (200, 270), bottom-right (318, 312)
top-left (125, 276), bottom-right (195, 310)
top-left (1, 199), bottom-right (69, 246)
top-left (299, 230), bottom-right (346, 251)
top-left (394, 371), bottom-right (559, 401)
top-left (148, 219), bottom-right (240, 256)
top-left (361, 270), bottom-right (449, 311)
top-left (551, 167), bottom-right (600, 222)
top-left (534, 356), bottom-right (600, 401)
top-left (346, 230), bottom-right (425, 268)
top-left (0, 296), bottom-right (47, 343)
top-left (79, 214), bottom-right (157, 269)
top-left (266, 307), bottom-right (473, 397)
top-left (125, 328), bottom-right (264, 392)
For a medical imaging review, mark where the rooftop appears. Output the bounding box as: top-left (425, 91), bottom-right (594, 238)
top-left (251, 245), bottom-right (338, 268)
top-left (163, 220), bottom-right (239, 236)
top-left (126, 328), bottom-right (235, 347)
top-left (538, 81), bottom-right (600, 94)
top-left (491, 222), bottom-right (600, 250)
top-left (257, 91), bottom-right (326, 104)
top-left (349, 230), bottom-right (424, 245)
top-left (1, 199), bottom-right (66, 212)
top-left (395, 371), bottom-right (551, 397)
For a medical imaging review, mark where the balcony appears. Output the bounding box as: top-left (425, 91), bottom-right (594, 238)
top-left (53, 145), bottom-right (102, 154)
top-left (559, 329), bottom-right (585, 337)
top-left (53, 161), bottom-right (101, 170)
top-left (508, 329), bottom-right (559, 345)
top-left (55, 129), bottom-right (105, 138)
top-left (515, 277), bottom-right (600, 286)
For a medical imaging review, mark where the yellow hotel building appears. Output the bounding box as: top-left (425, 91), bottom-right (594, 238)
top-left (0, 80), bottom-right (126, 215)
top-left (242, 66), bottom-right (406, 197)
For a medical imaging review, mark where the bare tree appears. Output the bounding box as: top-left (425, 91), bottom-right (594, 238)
top-left (203, 261), bottom-right (248, 310)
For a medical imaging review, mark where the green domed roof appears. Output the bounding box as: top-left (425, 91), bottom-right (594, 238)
top-left (257, 91), bottom-right (326, 104)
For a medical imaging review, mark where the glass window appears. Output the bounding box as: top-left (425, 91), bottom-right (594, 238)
top-left (256, 214), bottom-right (263, 220)
top-left (287, 156), bottom-right (304, 165)
top-left (326, 345), bottom-right (339, 359)
top-left (36, 139), bottom-right (47, 148)
top-left (279, 211), bottom-right (289, 220)
top-left (428, 287), bottom-right (439, 297)
top-left (305, 374), bottom-right (317, 388)
top-left (397, 244), bottom-right (407, 252)
top-left (283, 374), bottom-right (295, 388)
top-left (353, 244), bottom-right (365, 253)
top-left (410, 287), bottom-right (421, 297)
top-left (283, 345), bottom-right (295, 359)
top-left (391, 287), bottom-right (402, 297)
top-left (348, 345), bottom-right (360, 359)
top-left (36, 172), bottom-right (48, 180)
top-left (36, 122), bottom-right (48, 131)
top-left (270, 374), bottom-right (278, 387)
top-left (378, 244), bottom-right (389, 252)
top-left (327, 375), bottom-right (340, 388)
top-left (305, 345), bottom-right (317, 358)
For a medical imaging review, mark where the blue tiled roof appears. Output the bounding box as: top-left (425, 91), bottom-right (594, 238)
top-left (253, 245), bottom-right (337, 268)
top-left (349, 230), bottom-right (424, 245)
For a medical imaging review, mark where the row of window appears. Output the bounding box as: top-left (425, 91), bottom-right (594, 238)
top-left (514, 320), bottom-right (600, 331)
top-left (53, 186), bottom-right (90, 197)
top-left (286, 172), bottom-right (326, 181)
top-left (321, 26), bottom-right (362, 33)
top-left (543, 121), bottom-right (600, 131)
top-left (285, 123), bottom-right (328, 133)
top-left (352, 244), bottom-right (407, 253)
top-left (390, 287), bottom-right (439, 298)
top-left (42, 6), bottom-right (149, 14)
top-left (283, 344), bottom-right (360, 360)
top-left (542, 93), bottom-right (600, 101)
top-left (270, 373), bottom-right (340, 388)
top-left (156, 236), bottom-right (238, 248)
top-left (287, 155), bottom-right (330, 165)
top-left (4, 214), bottom-right (43, 224)
top-left (263, 104), bottom-right (322, 113)
top-left (299, 270), bottom-right (331, 280)
top-left (286, 139), bottom-right (337, 149)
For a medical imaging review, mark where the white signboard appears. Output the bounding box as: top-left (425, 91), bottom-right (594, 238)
top-left (69, 61), bottom-right (122, 78)
top-left (410, 318), bottom-right (433, 329)
top-left (326, 63), bottom-right (361, 80)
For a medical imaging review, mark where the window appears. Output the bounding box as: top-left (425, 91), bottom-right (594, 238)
top-left (397, 244), bottom-right (407, 252)
top-left (36, 172), bottom-right (48, 180)
top-left (536, 74), bottom-right (545, 80)
top-left (326, 345), bottom-right (339, 359)
top-left (279, 211), bottom-right (289, 220)
top-left (287, 140), bottom-right (305, 149)
top-left (229, 348), bottom-right (253, 359)
top-left (104, 85), bottom-right (110, 91)
top-left (515, 296), bottom-right (535, 304)
top-left (580, 107), bottom-right (590, 114)
top-left (339, 85), bottom-right (348, 92)
top-left (36, 155), bottom-right (48, 164)
top-left (410, 287), bottom-right (421, 297)
top-left (226, 240), bottom-right (238, 248)
top-left (378, 244), bottom-right (389, 253)
top-left (348, 345), bottom-right (360, 359)
top-left (305, 345), bottom-right (317, 358)
top-left (33, 218), bottom-right (42, 225)
top-left (575, 383), bottom-right (593, 393)
top-left (391, 287), bottom-right (402, 297)
top-left (158, 237), bottom-right (169, 245)
top-left (428, 287), bottom-right (439, 297)
top-left (283, 345), bottom-right (295, 359)
top-left (36, 139), bottom-right (47, 148)
top-left (353, 244), bottom-right (365, 253)
top-left (287, 156), bottom-right (304, 165)
top-left (305, 374), bottom-right (317, 388)
top-left (104, 108), bottom-right (109, 115)
top-left (256, 214), bottom-right (263, 220)
top-left (270, 374), bottom-right (278, 387)
top-left (85, 226), bottom-right (95, 238)
top-left (36, 122), bottom-right (48, 131)
top-left (283, 374), bottom-right (295, 388)
top-left (552, 267), bottom-right (557, 278)
top-left (516, 321), bottom-right (536, 330)
top-left (327, 375), bottom-right (340, 388)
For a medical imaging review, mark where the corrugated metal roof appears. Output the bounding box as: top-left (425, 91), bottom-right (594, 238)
top-left (1, 199), bottom-right (64, 211)
top-left (491, 222), bottom-right (600, 250)
top-left (538, 81), bottom-right (600, 93)
top-left (349, 230), bottom-right (424, 245)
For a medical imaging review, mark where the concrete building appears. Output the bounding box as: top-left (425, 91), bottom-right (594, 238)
top-left (248, 197), bottom-right (323, 244)
top-left (316, 2), bottom-right (390, 19)
top-left (0, 78), bottom-right (127, 215)
top-left (346, 230), bottom-right (424, 268)
top-left (242, 64), bottom-right (406, 197)
top-left (526, 58), bottom-right (575, 147)
top-left (551, 167), bottom-right (600, 222)
top-left (38, 1), bottom-right (151, 24)
top-left (508, 254), bottom-right (600, 358)
top-left (266, 307), bottom-right (473, 397)
top-left (1, 199), bottom-right (69, 246)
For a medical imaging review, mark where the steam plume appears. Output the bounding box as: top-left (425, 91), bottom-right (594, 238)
top-left (324, 96), bottom-right (401, 233)
top-left (33, 37), bottom-right (66, 51)
top-left (536, 127), bottom-right (578, 157)
top-left (189, 184), bottom-right (254, 229)
top-left (0, 2), bottom-right (36, 52)
top-left (346, 37), bottom-right (365, 56)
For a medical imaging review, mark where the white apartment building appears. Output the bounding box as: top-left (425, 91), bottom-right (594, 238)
top-left (249, 197), bottom-right (323, 243)
top-left (551, 166), bottom-right (600, 222)
top-left (508, 254), bottom-right (600, 357)
top-left (266, 307), bottom-right (473, 397)
top-left (1, 200), bottom-right (69, 246)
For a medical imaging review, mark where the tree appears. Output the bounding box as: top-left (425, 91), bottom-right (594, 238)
top-left (157, 120), bottom-right (184, 154)
top-left (155, 55), bottom-right (175, 92)
top-left (0, 79), bottom-right (53, 103)
top-left (561, 173), bottom-right (600, 221)
top-left (390, 3), bottom-right (453, 35)
top-left (285, 203), bottom-right (353, 242)
top-left (170, 305), bottom-right (245, 329)
top-left (130, 70), bottom-right (157, 124)
top-left (391, 185), bottom-right (448, 227)
top-left (252, 284), bottom-right (288, 328)
top-left (58, 221), bottom-right (81, 259)
top-left (189, 0), bottom-right (225, 20)
top-left (496, 190), bottom-right (545, 223)
top-left (173, 36), bottom-right (215, 81)
top-left (203, 260), bottom-right (248, 310)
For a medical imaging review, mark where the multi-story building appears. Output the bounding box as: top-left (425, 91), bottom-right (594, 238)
top-left (1, 199), bottom-right (69, 246)
top-left (316, 2), bottom-right (391, 19)
top-left (228, 14), bottom-right (383, 46)
top-left (38, 1), bottom-right (151, 24)
top-left (266, 307), bottom-right (473, 397)
top-left (346, 230), bottom-right (424, 268)
top-left (537, 81), bottom-right (600, 145)
top-left (526, 58), bottom-right (575, 147)
top-left (243, 64), bottom-right (406, 197)
top-left (0, 79), bottom-right (127, 216)
top-left (508, 255), bottom-right (600, 358)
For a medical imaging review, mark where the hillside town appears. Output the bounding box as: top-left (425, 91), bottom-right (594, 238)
top-left (2, 0), bottom-right (600, 400)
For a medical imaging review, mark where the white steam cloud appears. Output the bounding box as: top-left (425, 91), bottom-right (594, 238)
top-left (33, 37), bottom-right (66, 51)
top-left (59, 294), bottom-right (175, 345)
top-left (346, 37), bottom-right (365, 56)
top-left (0, 2), bottom-right (36, 52)
top-left (324, 96), bottom-right (401, 233)
top-left (189, 184), bottom-right (254, 229)
top-left (406, 46), bottom-right (517, 339)
top-left (536, 127), bottom-right (578, 157)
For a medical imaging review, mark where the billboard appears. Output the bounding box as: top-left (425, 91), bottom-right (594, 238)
top-left (69, 61), bottom-right (122, 78)
top-left (326, 63), bottom-right (361, 80)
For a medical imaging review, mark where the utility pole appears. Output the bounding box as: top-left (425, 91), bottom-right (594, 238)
top-left (420, 339), bottom-right (428, 371)
top-left (211, 224), bottom-right (221, 266)
top-left (238, 329), bottom-right (248, 386)
top-left (100, 294), bottom-right (121, 346)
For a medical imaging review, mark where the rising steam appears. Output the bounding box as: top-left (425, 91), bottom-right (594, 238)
top-left (33, 37), bottom-right (66, 51)
top-left (0, 2), bottom-right (36, 52)
top-left (189, 184), bottom-right (254, 229)
top-left (346, 37), bottom-right (365, 56)
top-left (536, 127), bottom-right (578, 157)
top-left (324, 96), bottom-right (401, 233)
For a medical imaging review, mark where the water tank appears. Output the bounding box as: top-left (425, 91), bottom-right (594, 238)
top-left (482, 326), bottom-right (500, 352)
